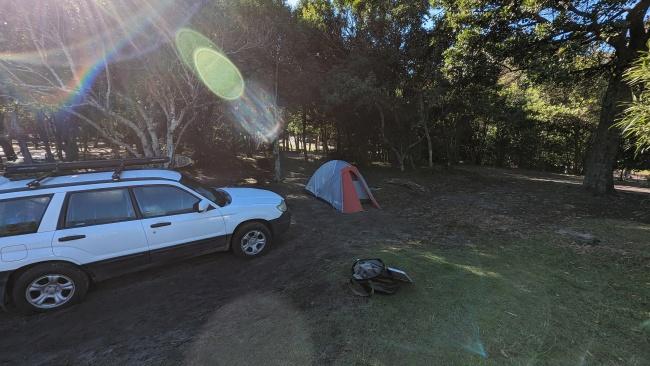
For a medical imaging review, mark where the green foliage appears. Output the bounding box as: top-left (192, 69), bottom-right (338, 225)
top-left (1, 0), bottom-right (648, 174)
top-left (497, 74), bottom-right (602, 171)
top-left (617, 47), bottom-right (650, 154)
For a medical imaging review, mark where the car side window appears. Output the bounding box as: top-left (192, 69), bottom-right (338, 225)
top-left (65, 189), bottom-right (136, 228)
top-left (132, 185), bottom-right (199, 218)
top-left (0, 195), bottom-right (51, 237)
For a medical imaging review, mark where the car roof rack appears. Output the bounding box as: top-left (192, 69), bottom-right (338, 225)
top-left (4, 157), bottom-right (170, 188)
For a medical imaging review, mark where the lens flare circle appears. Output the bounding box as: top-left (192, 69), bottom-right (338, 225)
top-left (193, 47), bottom-right (244, 101)
top-left (174, 28), bottom-right (221, 72)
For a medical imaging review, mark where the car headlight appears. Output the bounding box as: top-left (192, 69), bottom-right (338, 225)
top-left (277, 200), bottom-right (287, 212)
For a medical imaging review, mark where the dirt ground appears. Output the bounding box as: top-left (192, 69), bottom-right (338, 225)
top-left (0, 154), bottom-right (648, 365)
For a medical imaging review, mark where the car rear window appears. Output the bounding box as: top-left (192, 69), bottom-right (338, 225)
top-left (0, 195), bottom-right (52, 237)
top-left (65, 189), bottom-right (136, 228)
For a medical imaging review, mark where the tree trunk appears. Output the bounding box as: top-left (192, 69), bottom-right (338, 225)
top-left (583, 74), bottom-right (628, 194)
top-left (293, 133), bottom-right (299, 151)
top-left (0, 111), bottom-right (17, 161)
top-left (63, 121), bottom-right (79, 161)
top-left (273, 140), bottom-right (281, 181)
top-left (246, 136), bottom-right (254, 158)
top-left (53, 117), bottom-right (65, 160)
top-left (302, 105), bottom-right (307, 161)
top-left (284, 133), bottom-right (289, 152)
top-left (423, 122), bottom-right (433, 168)
top-left (418, 94), bottom-right (433, 168)
top-left (376, 102), bottom-right (416, 171)
top-left (321, 123), bottom-right (329, 154)
top-left (572, 124), bottom-right (582, 174)
top-left (336, 123), bottom-right (342, 153)
top-left (0, 136), bottom-right (16, 161)
top-left (36, 111), bottom-right (55, 162)
top-left (166, 124), bottom-right (175, 165)
top-left (583, 1), bottom-right (650, 193)
top-left (395, 149), bottom-right (405, 171)
top-left (111, 144), bottom-right (121, 159)
top-left (11, 110), bottom-right (33, 164)
top-left (408, 153), bottom-right (416, 170)
top-left (145, 119), bottom-right (160, 158)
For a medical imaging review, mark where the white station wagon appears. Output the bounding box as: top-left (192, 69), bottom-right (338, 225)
top-left (0, 158), bottom-right (290, 314)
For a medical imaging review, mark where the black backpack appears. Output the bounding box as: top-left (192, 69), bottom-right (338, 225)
top-left (349, 258), bottom-right (413, 297)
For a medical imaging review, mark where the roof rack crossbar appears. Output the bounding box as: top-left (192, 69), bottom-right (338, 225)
top-left (27, 171), bottom-right (57, 188)
top-left (4, 157), bottom-right (170, 177)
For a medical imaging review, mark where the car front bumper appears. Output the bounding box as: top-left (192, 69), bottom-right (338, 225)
top-left (270, 211), bottom-right (291, 236)
top-left (0, 270), bottom-right (10, 311)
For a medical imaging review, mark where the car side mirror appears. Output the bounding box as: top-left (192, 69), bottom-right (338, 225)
top-left (195, 199), bottom-right (211, 213)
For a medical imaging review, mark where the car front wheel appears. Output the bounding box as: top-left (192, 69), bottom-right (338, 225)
top-left (12, 262), bottom-right (89, 315)
top-left (232, 222), bottom-right (272, 258)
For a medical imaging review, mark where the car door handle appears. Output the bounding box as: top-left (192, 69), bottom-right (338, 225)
top-left (150, 222), bottom-right (172, 228)
top-left (58, 235), bottom-right (86, 242)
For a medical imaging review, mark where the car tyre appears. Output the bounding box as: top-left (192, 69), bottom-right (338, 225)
top-left (12, 262), bottom-right (89, 315)
top-left (232, 222), bottom-right (272, 258)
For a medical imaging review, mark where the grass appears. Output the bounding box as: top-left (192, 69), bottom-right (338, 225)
top-left (318, 223), bottom-right (649, 365)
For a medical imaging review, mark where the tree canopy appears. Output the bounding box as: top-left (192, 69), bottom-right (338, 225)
top-left (0, 0), bottom-right (648, 190)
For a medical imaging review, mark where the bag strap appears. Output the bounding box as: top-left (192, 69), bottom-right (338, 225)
top-left (368, 277), bottom-right (400, 294)
top-left (349, 277), bottom-right (400, 296)
top-left (349, 278), bottom-right (374, 297)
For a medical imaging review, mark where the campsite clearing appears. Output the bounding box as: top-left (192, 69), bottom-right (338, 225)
top-left (0, 154), bottom-right (648, 365)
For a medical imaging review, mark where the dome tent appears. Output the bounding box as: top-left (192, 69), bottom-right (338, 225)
top-left (305, 160), bottom-right (380, 213)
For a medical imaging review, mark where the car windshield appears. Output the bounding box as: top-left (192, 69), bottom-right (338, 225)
top-left (180, 175), bottom-right (229, 207)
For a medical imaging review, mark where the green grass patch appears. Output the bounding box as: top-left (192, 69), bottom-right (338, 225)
top-left (330, 227), bottom-right (650, 365)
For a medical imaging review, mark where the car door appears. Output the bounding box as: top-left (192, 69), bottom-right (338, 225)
top-left (51, 187), bottom-right (149, 280)
top-left (131, 184), bottom-right (227, 263)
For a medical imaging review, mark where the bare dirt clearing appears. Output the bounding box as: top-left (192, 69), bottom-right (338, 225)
top-left (0, 155), bottom-right (648, 365)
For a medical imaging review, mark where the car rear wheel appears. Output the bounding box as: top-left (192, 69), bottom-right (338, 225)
top-left (232, 222), bottom-right (272, 258)
top-left (12, 262), bottom-right (89, 315)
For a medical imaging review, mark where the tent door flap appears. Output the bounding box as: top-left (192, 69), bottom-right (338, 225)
top-left (352, 179), bottom-right (369, 200)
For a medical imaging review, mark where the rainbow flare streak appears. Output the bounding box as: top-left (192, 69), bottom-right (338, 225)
top-left (0, 0), bottom-right (193, 110)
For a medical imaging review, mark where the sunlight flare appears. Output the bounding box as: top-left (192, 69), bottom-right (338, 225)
top-left (193, 48), bottom-right (245, 101)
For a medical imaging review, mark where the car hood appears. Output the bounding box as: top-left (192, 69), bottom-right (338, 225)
top-left (218, 187), bottom-right (282, 205)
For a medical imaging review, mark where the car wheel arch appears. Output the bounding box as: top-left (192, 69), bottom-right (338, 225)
top-left (229, 219), bottom-right (272, 249)
top-left (5, 260), bottom-right (92, 304)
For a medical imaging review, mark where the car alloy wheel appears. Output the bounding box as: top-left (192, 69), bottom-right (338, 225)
top-left (240, 230), bottom-right (267, 256)
top-left (25, 274), bottom-right (76, 309)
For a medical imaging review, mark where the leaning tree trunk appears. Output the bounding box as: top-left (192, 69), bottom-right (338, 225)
top-left (583, 0), bottom-right (650, 193)
top-left (583, 73), bottom-right (629, 194)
